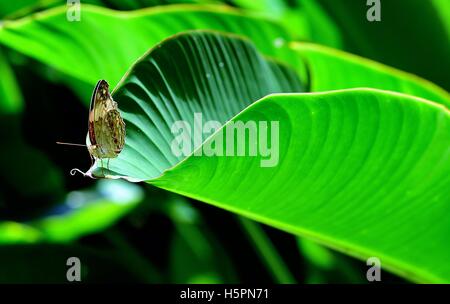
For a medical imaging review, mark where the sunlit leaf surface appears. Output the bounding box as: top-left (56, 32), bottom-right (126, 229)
top-left (0, 4), bottom-right (295, 94)
top-left (84, 31), bottom-right (449, 283)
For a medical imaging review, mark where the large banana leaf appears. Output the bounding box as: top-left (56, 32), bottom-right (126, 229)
top-left (150, 89), bottom-right (450, 283)
top-left (0, 0), bottom-right (220, 20)
top-left (290, 42), bottom-right (450, 108)
top-left (80, 31), bottom-right (450, 282)
top-left (0, 4), bottom-right (295, 92)
top-left (81, 31), bottom-right (302, 179)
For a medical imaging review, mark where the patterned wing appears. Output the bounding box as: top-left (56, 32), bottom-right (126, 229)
top-left (108, 109), bottom-right (126, 154)
top-left (88, 80), bottom-right (125, 159)
top-left (88, 80), bottom-right (103, 147)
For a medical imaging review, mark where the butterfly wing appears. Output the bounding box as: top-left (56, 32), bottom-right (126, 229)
top-left (89, 80), bottom-right (125, 159)
top-left (107, 109), bottom-right (126, 154)
top-left (88, 80), bottom-right (103, 148)
top-left (88, 80), bottom-right (110, 158)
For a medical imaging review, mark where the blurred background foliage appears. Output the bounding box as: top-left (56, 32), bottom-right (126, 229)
top-left (0, 0), bottom-right (447, 283)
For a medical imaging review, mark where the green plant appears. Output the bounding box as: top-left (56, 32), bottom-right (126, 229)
top-left (0, 0), bottom-right (448, 284)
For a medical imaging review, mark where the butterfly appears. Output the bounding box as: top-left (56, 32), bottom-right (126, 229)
top-left (58, 80), bottom-right (126, 177)
top-left (87, 79), bottom-right (126, 160)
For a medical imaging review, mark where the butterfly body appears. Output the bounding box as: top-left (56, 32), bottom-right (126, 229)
top-left (87, 80), bottom-right (126, 160)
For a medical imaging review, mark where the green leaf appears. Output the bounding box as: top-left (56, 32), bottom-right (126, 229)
top-left (167, 196), bottom-right (237, 283)
top-left (0, 4), bottom-right (295, 94)
top-left (94, 0), bottom-right (221, 10)
top-left (84, 30), bottom-right (302, 180)
top-left (290, 42), bottom-right (450, 108)
top-left (84, 31), bottom-right (449, 283)
top-left (299, 238), bottom-right (336, 270)
top-left (0, 48), bottom-right (23, 114)
top-left (231, 0), bottom-right (342, 48)
top-left (0, 116), bottom-right (63, 198)
top-left (0, 0), bottom-right (220, 20)
top-left (0, 0), bottom-right (59, 19)
top-left (0, 180), bottom-right (143, 244)
top-left (316, 0), bottom-right (450, 91)
top-left (432, 0), bottom-right (450, 37)
top-left (231, 0), bottom-right (289, 16)
top-left (296, 0), bottom-right (342, 48)
top-left (297, 238), bottom-right (364, 283)
top-left (151, 89), bottom-right (450, 283)
top-left (239, 218), bottom-right (296, 283)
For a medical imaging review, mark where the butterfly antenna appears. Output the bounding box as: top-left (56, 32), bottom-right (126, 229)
top-left (56, 142), bottom-right (86, 147)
